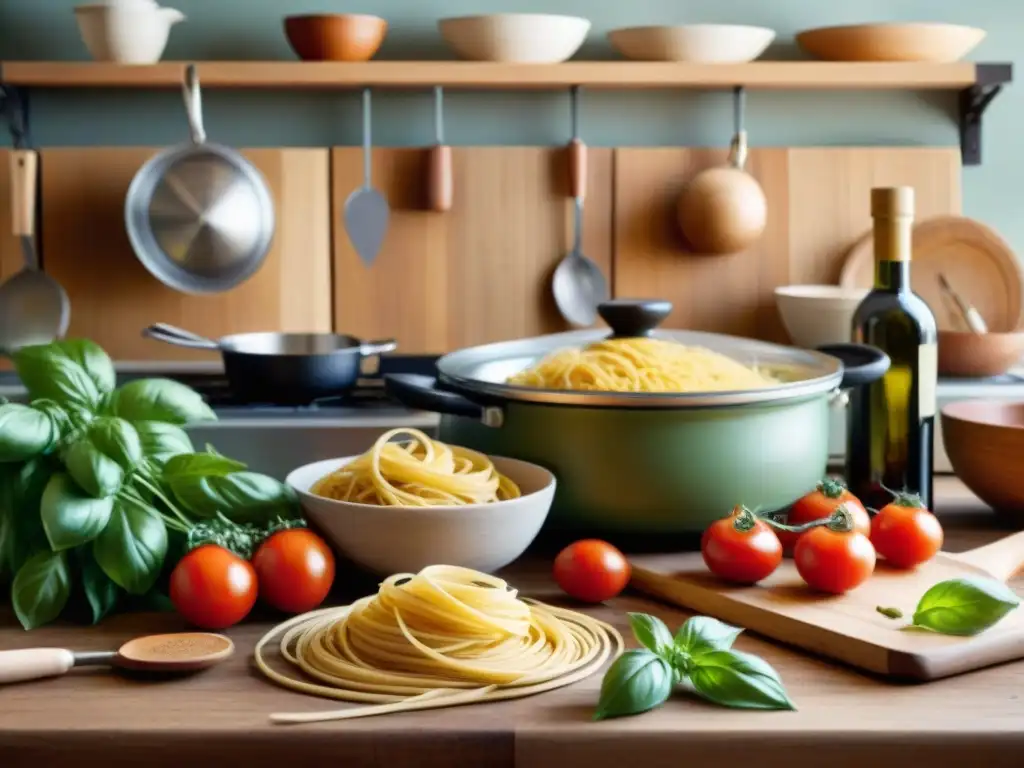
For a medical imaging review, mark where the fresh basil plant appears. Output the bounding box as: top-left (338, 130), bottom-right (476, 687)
top-left (595, 613), bottom-right (795, 720)
top-left (0, 338), bottom-right (303, 630)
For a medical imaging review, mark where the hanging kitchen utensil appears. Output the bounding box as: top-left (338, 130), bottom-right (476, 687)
top-left (677, 86), bottom-right (767, 255)
top-left (551, 85), bottom-right (609, 328)
top-left (427, 86), bottom-right (453, 212)
top-left (938, 272), bottom-right (988, 334)
top-left (344, 87), bottom-right (390, 266)
top-left (0, 147), bottom-right (71, 351)
top-left (124, 64), bottom-right (275, 294)
top-left (142, 322), bottom-right (397, 405)
top-left (0, 632), bottom-right (233, 685)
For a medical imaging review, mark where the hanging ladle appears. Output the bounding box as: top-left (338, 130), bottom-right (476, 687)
top-left (677, 86), bottom-right (767, 255)
top-left (427, 86), bottom-right (453, 212)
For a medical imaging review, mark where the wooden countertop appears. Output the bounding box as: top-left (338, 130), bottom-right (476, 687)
top-left (2, 477), bottom-right (1023, 768)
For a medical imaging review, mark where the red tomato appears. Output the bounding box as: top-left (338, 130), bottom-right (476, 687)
top-left (794, 522), bottom-right (876, 594)
top-left (870, 497), bottom-right (943, 569)
top-left (252, 529), bottom-right (336, 614)
top-left (170, 545), bottom-right (258, 630)
top-left (701, 506), bottom-right (783, 585)
top-left (779, 479), bottom-right (870, 552)
top-left (553, 539), bottom-right (630, 603)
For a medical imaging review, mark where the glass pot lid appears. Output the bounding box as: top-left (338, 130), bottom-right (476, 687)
top-left (435, 299), bottom-right (846, 408)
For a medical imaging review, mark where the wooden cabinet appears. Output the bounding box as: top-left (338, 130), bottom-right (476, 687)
top-left (38, 148), bottom-right (332, 362)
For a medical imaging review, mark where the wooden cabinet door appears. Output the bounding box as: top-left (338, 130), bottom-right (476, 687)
top-left (40, 148), bottom-right (332, 363)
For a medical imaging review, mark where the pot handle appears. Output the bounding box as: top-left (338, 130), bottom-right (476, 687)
top-left (142, 323), bottom-right (220, 351)
top-left (817, 343), bottom-right (891, 389)
top-left (385, 374), bottom-right (487, 420)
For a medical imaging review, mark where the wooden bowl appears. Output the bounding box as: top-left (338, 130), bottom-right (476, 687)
top-left (942, 401), bottom-right (1024, 520)
top-left (284, 14), bottom-right (387, 62)
top-left (938, 331), bottom-right (1024, 378)
top-left (438, 14), bottom-right (590, 63)
top-left (796, 23), bottom-right (986, 63)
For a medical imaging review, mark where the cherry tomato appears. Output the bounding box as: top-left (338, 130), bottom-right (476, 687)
top-left (170, 545), bottom-right (258, 630)
top-left (793, 520), bottom-right (876, 594)
top-left (252, 529), bottom-right (336, 614)
top-left (779, 479), bottom-right (870, 552)
top-left (553, 539), bottom-right (630, 603)
top-left (870, 495), bottom-right (943, 569)
top-left (701, 505), bottom-right (783, 585)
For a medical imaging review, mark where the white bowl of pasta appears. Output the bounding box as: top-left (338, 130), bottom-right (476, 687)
top-left (285, 430), bottom-right (556, 575)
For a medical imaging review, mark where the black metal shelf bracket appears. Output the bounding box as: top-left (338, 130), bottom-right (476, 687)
top-left (960, 63), bottom-right (1013, 166)
top-left (0, 85), bottom-right (31, 149)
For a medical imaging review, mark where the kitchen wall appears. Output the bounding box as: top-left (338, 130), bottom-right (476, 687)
top-left (0, 0), bottom-right (1020, 251)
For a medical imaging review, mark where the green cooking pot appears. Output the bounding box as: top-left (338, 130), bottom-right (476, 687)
top-left (386, 300), bottom-right (888, 537)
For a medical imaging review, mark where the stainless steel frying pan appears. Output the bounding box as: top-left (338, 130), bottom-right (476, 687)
top-left (124, 64), bottom-right (275, 295)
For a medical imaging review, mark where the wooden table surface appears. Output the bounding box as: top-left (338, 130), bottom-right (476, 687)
top-left (1, 477), bottom-right (1023, 768)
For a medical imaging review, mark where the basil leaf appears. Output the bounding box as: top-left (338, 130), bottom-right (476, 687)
top-left (169, 470), bottom-right (299, 523)
top-left (675, 616), bottom-right (744, 656)
top-left (11, 550), bottom-right (70, 630)
top-left (912, 577), bottom-right (1021, 636)
top-left (9, 458), bottom-right (53, 572)
top-left (0, 468), bottom-right (14, 583)
top-left (135, 421), bottom-right (194, 466)
top-left (628, 613), bottom-right (674, 657)
top-left (163, 452), bottom-right (247, 480)
top-left (78, 548), bottom-right (121, 624)
top-left (0, 403), bottom-right (60, 463)
top-left (29, 399), bottom-right (75, 443)
top-left (88, 417), bottom-right (142, 471)
top-left (41, 473), bottom-right (115, 551)
top-left (93, 495), bottom-right (168, 595)
top-left (594, 649), bottom-right (674, 721)
top-left (50, 339), bottom-right (116, 396)
top-left (64, 437), bottom-right (124, 499)
top-left (688, 650), bottom-right (795, 711)
top-left (109, 378), bottom-right (216, 426)
top-left (13, 345), bottom-right (101, 409)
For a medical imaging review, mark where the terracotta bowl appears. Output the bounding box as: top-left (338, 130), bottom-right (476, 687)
top-left (942, 401), bottom-right (1024, 521)
top-left (796, 23), bottom-right (986, 63)
top-left (284, 14), bottom-right (387, 62)
top-left (938, 330), bottom-right (1024, 378)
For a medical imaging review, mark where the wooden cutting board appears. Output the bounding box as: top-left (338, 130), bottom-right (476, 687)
top-left (629, 531), bottom-right (1024, 681)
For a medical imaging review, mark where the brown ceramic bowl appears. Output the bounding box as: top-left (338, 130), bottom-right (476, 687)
top-left (284, 14), bottom-right (387, 62)
top-left (942, 401), bottom-right (1024, 521)
top-left (938, 330), bottom-right (1024, 378)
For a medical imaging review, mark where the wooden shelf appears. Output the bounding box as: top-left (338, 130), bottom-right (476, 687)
top-left (0, 60), bottom-right (990, 90)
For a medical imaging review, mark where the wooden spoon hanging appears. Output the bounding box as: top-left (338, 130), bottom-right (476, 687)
top-left (427, 86), bottom-right (453, 212)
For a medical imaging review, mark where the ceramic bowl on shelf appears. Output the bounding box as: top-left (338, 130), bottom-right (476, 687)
top-left (284, 14), bottom-right (387, 62)
top-left (286, 455), bottom-right (556, 576)
top-left (795, 23), bottom-right (986, 63)
top-left (938, 330), bottom-right (1024, 378)
top-left (774, 285), bottom-right (869, 348)
top-left (75, 1), bottom-right (185, 64)
top-left (438, 14), bottom-right (591, 63)
top-left (608, 25), bottom-right (776, 63)
top-left (942, 401), bottom-right (1024, 522)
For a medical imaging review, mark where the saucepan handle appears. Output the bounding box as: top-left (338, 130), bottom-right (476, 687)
top-left (182, 64), bottom-right (207, 146)
top-left (817, 343), bottom-right (891, 389)
top-left (0, 648), bottom-right (75, 685)
top-left (359, 338), bottom-right (398, 357)
top-left (142, 323), bottom-right (220, 351)
top-left (385, 374), bottom-right (487, 421)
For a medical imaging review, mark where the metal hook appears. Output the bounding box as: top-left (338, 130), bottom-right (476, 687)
top-left (570, 85), bottom-right (581, 140)
top-left (433, 86), bottom-right (444, 146)
top-left (0, 86), bottom-right (32, 149)
top-left (730, 86), bottom-right (748, 171)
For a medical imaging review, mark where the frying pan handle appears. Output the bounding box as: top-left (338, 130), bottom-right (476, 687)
top-left (0, 648), bottom-right (75, 685)
top-left (817, 343), bottom-right (891, 389)
top-left (182, 64), bottom-right (207, 145)
top-left (142, 323), bottom-right (220, 351)
top-left (360, 339), bottom-right (398, 357)
top-left (385, 374), bottom-right (488, 421)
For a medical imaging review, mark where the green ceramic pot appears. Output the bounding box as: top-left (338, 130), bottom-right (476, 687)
top-left (387, 301), bottom-right (888, 536)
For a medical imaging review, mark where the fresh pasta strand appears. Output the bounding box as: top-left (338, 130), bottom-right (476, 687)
top-left (311, 429), bottom-right (521, 506)
top-left (507, 337), bottom-right (777, 393)
top-left (253, 565), bottom-right (624, 724)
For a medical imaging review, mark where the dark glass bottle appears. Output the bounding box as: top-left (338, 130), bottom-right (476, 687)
top-left (846, 187), bottom-right (938, 511)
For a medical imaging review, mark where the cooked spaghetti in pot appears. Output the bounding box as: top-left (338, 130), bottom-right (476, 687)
top-left (507, 336), bottom-right (777, 393)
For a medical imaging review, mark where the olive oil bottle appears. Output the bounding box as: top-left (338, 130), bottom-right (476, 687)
top-left (846, 187), bottom-right (938, 511)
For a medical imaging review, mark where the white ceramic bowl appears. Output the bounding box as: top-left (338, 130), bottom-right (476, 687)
top-left (608, 24), bottom-right (776, 63)
top-left (287, 454), bottom-right (556, 576)
top-left (438, 14), bottom-right (591, 63)
top-left (75, 3), bottom-right (185, 64)
top-left (775, 285), bottom-right (870, 349)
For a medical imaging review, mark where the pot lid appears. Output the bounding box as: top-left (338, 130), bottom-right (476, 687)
top-left (436, 299), bottom-right (848, 407)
